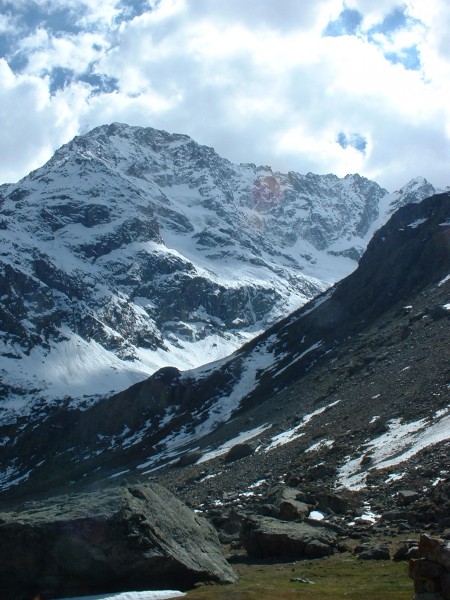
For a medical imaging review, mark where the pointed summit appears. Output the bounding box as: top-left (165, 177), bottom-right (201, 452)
top-left (0, 123), bottom-right (441, 419)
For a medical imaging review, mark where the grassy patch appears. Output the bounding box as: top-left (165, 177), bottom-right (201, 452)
top-left (186, 553), bottom-right (412, 600)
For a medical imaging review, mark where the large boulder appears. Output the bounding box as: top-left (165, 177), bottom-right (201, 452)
top-left (0, 484), bottom-right (237, 600)
top-left (240, 515), bottom-right (338, 559)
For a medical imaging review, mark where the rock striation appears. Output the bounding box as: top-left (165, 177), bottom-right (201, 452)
top-left (0, 484), bottom-right (236, 600)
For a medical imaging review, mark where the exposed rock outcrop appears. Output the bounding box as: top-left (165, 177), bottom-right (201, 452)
top-left (410, 534), bottom-right (450, 599)
top-left (240, 514), bottom-right (339, 559)
top-left (0, 123), bottom-right (440, 415)
top-left (0, 484), bottom-right (236, 600)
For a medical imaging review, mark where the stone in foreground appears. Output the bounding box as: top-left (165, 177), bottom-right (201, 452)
top-left (240, 515), bottom-right (338, 559)
top-left (0, 484), bottom-right (237, 600)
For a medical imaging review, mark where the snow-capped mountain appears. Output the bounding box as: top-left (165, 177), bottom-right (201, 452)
top-left (1, 192), bottom-right (448, 500)
top-left (0, 123), bottom-right (443, 416)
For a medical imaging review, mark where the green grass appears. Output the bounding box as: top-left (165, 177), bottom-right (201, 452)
top-left (186, 553), bottom-right (412, 599)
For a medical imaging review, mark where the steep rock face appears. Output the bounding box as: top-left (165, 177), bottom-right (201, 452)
top-left (1, 192), bottom-right (448, 499)
top-left (0, 122), bottom-right (443, 416)
top-left (0, 483), bottom-right (237, 599)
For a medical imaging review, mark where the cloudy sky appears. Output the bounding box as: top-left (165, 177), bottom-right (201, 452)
top-left (1, 0), bottom-right (449, 191)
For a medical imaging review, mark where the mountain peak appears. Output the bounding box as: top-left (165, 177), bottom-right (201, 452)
top-left (0, 123), bottom-right (440, 424)
top-left (1, 191), bottom-right (448, 500)
top-left (396, 175), bottom-right (432, 193)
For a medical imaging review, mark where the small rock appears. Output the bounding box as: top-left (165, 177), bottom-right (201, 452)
top-left (355, 543), bottom-right (391, 560)
top-left (397, 489), bottom-right (421, 505)
top-left (224, 442), bottom-right (256, 463)
top-left (393, 544), bottom-right (420, 561)
top-left (176, 450), bottom-right (203, 467)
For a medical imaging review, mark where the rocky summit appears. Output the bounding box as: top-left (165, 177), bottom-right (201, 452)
top-left (0, 123), bottom-right (441, 416)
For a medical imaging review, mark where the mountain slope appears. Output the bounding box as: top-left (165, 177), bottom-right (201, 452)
top-left (1, 192), bottom-right (448, 502)
top-left (0, 123), bottom-right (442, 417)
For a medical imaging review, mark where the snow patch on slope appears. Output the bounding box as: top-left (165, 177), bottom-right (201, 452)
top-left (197, 423), bottom-right (271, 464)
top-left (56, 591), bottom-right (185, 600)
top-left (338, 407), bottom-right (450, 490)
top-left (136, 339), bottom-right (280, 471)
top-left (265, 400), bottom-right (341, 451)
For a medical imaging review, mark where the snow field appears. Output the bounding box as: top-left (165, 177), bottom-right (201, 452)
top-left (338, 407), bottom-right (450, 490)
top-left (56, 591), bottom-right (185, 600)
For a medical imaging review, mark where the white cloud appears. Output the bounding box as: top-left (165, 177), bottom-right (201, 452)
top-left (346, 0), bottom-right (402, 29)
top-left (0, 58), bottom-right (87, 183)
top-left (185, 0), bottom-right (342, 33)
top-left (0, 0), bottom-right (449, 190)
top-left (18, 29), bottom-right (107, 75)
top-left (0, 12), bottom-right (19, 35)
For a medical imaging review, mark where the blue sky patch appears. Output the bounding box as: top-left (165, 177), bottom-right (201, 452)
top-left (49, 66), bottom-right (75, 94)
top-left (324, 8), bottom-right (363, 37)
top-left (115, 0), bottom-right (152, 24)
top-left (385, 45), bottom-right (421, 70)
top-left (337, 132), bottom-right (367, 153)
top-left (0, 32), bottom-right (14, 60)
top-left (48, 65), bottom-right (119, 95)
top-left (2, 3), bottom-right (84, 35)
top-left (7, 53), bottom-right (29, 72)
top-left (369, 6), bottom-right (408, 36)
top-left (79, 71), bottom-right (120, 96)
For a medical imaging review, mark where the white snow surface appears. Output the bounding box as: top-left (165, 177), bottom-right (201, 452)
top-left (309, 511), bottom-right (325, 521)
top-left (306, 439), bottom-right (334, 453)
top-left (266, 400), bottom-right (341, 451)
top-left (197, 423), bottom-right (271, 463)
top-left (56, 592), bottom-right (185, 600)
top-left (407, 218), bottom-right (428, 229)
top-left (338, 407), bottom-right (450, 490)
top-left (137, 337), bottom-right (280, 471)
top-left (0, 124), bottom-right (441, 421)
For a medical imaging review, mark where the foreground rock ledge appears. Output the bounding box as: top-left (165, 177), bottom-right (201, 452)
top-left (241, 515), bottom-right (339, 559)
top-left (0, 484), bottom-right (237, 600)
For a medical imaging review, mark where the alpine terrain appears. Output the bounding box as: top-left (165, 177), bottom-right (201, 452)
top-left (0, 123), bottom-right (442, 419)
top-left (0, 189), bottom-right (448, 510)
top-left (0, 125), bottom-right (449, 600)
